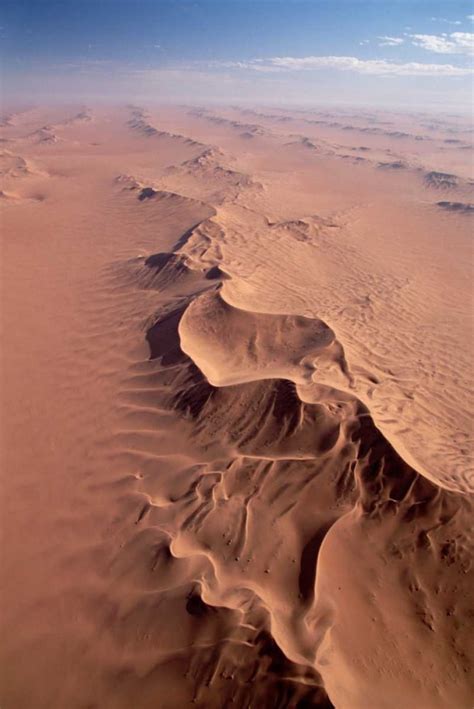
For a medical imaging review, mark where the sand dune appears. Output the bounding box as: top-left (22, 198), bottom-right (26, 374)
top-left (28, 125), bottom-right (61, 144)
top-left (286, 135), bottom-right (321, 151)
top-left (0, 150), bottom-right (46, 178)
top-left (128, 106), bottom-right (205, 148)
top-left (161, 148), bottom-right (262, 204)
top-left (1, 104), bottom-right (473, 709)
top-left (179, 289), bottom-right (346, 388)
top-left (424, 170), bottom-right (459, 189)
top-left (121, 183), bottom-right (473, 707)
top-left (437, 200), bottom-right (474, 213)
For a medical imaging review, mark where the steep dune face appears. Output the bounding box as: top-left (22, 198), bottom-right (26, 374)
top-left (1, 105), bottom-right (473, 709)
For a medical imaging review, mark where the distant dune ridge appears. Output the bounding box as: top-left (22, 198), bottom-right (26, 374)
top-left (437, 200), bottom-right (474, 213)
top-left (0, 103), bottom-right (473, 709)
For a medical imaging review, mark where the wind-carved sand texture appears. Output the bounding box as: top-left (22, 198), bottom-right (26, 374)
top-left (1, 105), bottom-right (473, 708)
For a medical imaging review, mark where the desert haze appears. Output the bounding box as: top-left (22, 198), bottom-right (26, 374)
top-left (1, 102), bottom-right (473, 708)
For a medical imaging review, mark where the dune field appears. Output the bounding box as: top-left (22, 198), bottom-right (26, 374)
top-left (1, 104), bottom-right (473, 708)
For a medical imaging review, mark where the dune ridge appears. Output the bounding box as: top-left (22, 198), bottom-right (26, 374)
top-left (110, 115), bottom-right (473, 699)
top-left (115, 180), bottom-right (473, 707)
top-left (127, 106), bottom-right (206, 148)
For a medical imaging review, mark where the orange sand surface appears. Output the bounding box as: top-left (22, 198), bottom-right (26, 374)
top-left (1, 104), bottom-right (473, 708)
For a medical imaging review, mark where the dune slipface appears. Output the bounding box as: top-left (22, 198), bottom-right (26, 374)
top-left (1, 104), bottom-right (473, 709)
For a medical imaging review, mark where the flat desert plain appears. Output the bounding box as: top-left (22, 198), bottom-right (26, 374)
top-left (1, 104), bottom-right (473, 708)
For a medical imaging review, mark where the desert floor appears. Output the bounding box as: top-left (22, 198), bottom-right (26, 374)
top-left (1, 104), bottom-right (473, 708)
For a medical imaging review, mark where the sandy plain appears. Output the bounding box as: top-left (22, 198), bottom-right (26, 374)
top-left (0, 103), bottom-right (473, 708)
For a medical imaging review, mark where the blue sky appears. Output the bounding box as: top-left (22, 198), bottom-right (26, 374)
top-left (1, 0), bottom-right (473, 110)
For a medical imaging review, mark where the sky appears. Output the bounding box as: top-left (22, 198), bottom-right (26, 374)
top-left (1, 0), bottom-right (473, 111)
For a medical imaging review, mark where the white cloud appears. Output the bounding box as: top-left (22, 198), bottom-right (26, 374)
top-left (467, 15), bottom-right (474, 21)
top-left (233, 56), bottom-right (473, 77)
top-left (378, 35), bottom-right (404, 46)
top-left (359, 39), bottom-right (370, 46)
top-left (431, 17), bottom-right (462, 25)
top-left (410, 32), bottom-right (474, 55)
